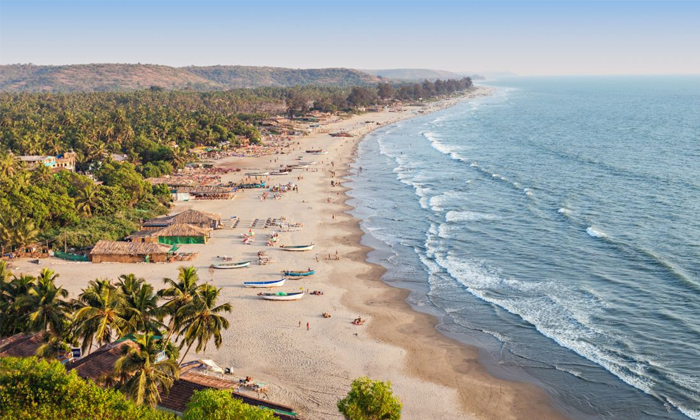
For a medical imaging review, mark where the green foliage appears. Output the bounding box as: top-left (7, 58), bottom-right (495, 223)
top-left (114, 333), bottom-right (180, 407)
top-left (182, 389), bottom-right (276, 420)
top-left (0, 357), bottom-right (176, 420)
top-left (338, 377), bottom-right (402, 420)
top-left (176, 283), bottom-right (232, 365)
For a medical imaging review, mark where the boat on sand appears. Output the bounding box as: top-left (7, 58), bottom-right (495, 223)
top-left (244, 278), bottom-right (286, 288)
top-left (283, 269), bottom-right (315, 277)
top-left (258, 291), bottom-right (304, 301)
top-left (211, 261), bottom-right (251, 269)
top-left (280, 244), bottom-right (314, 251)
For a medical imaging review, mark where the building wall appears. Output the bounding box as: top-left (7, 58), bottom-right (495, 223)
top-left (91, 253), bottom-right (168, 263)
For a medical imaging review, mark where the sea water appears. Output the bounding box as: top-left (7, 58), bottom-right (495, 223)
top-left (346, 76), bottom-right (700, 420)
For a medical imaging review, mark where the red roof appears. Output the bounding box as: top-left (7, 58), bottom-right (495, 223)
top-left (0, 333), bottom-right (45, 357)
top-left (159, 370), bottom-right (297, 419)
top-left (65, 340), bottom-right (137, 381)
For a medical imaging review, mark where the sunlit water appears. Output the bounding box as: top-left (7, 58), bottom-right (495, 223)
top-left (346, 77), bottom-right (700, 420)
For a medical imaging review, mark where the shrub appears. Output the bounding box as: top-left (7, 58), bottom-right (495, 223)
top-left (337, 377), bottom-right (402, 420)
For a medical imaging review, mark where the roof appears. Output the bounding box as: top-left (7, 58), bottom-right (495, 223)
top-left (65, 340), bottom-right (137, 381)
top-left (18, 155), bottom-right (52, 162)
top-left (159, 370), bottom-right (297, 419)
top-left (127, 224), bottom-right (210, 240)
top-left (144, 209), bottom-right (220, 227)
top-left (0, 333), bottom-right (45, 357)
top-left (90, 240), bottom-right (172, 256)
top-left (174, 186), bottom-right (236, 195)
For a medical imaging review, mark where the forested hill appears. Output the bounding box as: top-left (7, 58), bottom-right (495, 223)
top-left (184, 66), bottom-right (380, 89)
top-left (363, 68), bottom-right (464, 81)
top-left (0, 64), bottom-right (381, 93)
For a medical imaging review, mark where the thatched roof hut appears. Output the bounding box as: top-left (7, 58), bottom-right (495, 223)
top-left (127, 223), bottom-right (210, 245)
top-left (90, 240), bottom-right (172, 263)
top-left (143, 209), bottom-right (221, 230)
top-left (173, 186), bottom-right (236, 200)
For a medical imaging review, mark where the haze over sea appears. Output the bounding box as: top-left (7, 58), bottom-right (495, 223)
top-left (347, 76), bottom-right (700, 420)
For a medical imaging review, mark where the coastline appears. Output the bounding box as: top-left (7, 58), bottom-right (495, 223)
top-left (326, 92), bottom-right (569, 420)
top-left (7, 87), bottom-right (569, 419)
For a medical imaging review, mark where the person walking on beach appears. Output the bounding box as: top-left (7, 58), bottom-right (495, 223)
top-left (306, 322), bottom-right (310, 331)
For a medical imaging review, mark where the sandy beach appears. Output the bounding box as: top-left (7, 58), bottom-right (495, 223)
top-left (9, 87), bottom-right (568, 420)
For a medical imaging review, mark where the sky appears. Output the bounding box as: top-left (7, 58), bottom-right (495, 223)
top-left (0, 1), bottom-right (699, 76)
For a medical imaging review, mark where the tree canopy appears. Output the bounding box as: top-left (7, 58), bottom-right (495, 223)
top-left (338, 377), bottom-right (402, 420)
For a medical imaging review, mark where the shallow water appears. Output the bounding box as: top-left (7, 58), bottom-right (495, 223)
top-left (346, 77), bottom-right (700, 420)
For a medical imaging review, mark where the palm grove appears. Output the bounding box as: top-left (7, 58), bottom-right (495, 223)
top-left (0, 262), bottom-right (229, 407)
top-left (0, 78), bottom-right (471, 254)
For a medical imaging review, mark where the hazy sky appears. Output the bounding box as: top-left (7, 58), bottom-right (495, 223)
top-left (1, 1), bottom-right (699, 75)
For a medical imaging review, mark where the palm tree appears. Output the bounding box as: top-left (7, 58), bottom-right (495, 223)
top-left (13, 217), bottom-right (39, 250)
top-left (0, 262), bottom-right (14, 334)
top-left (176, 284), bottom-right (231, 366)
top-left (158, 266), bottom-right (200, 343)
top-left (0, 152), bottom-right (18, 178)
top-left (73, 279), bottom-right (128, 354)
top-left (114, 333), bottom-right (179, 407)
top-left (75, 184), bottom-right (98, 217)
top-left (119, 274), bottom-right (165, 335)
top-left (23, 269), bottom-right (71, 337)
top-left (0, 273), bottom-right (36, 336)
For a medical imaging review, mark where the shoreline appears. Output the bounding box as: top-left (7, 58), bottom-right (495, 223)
top-left (327, 92), bottom-right (569, 420)
top-left (7, 87), bottom-right (569, 419)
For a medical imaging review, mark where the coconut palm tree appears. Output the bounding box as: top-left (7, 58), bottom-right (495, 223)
top-left (0, 152), bottom-right (18, 178)
top-left (114, 333), bottom-right (179, 407)
top-left (119, 274), bottom-right (165, 335)
top-left (176, 284), bottom-right (231, 366)
top-left (75, 184), bottom-right (98, 217)
top-left (73, 279), bottom-right (128, 354)
top-left (23, 269), bottom-right (71, 337)
top-left (0, 273), bottom-right (36, 336)
top-left (158, 266), bottom-right (200, 343)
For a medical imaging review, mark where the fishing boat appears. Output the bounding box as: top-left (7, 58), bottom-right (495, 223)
top-left (244, 278), bottom-right (286, 288)
top-left (210, 261), bottom-right (251, 269)
top-left (283, 269), bottom-right (315, 277)
top-left (259, 291), bottom-right (304, 301)
top-left (246, 172), bottom-right (269, 177)
top-left (280, 244), bottom-right (314, 251)
top-left (305, 149), bottom-right (327, 155)
top-left (238, 181), bottom-right (266, 189)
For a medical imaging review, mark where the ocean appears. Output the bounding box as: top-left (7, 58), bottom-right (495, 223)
top-left (346, 76), bottom-right (700, 420)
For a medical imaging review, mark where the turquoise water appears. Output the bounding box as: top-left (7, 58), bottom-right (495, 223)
top-left (347, 76), bottom-right (700, 420)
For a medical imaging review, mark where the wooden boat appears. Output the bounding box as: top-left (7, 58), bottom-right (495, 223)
top-left (259, 291), bottom-right (304, 301)
top-left (246, 172), bottom-right (269, 177)
top-left (210, 261), bottom-right (251, 269)
top-left (238, 181), bottom-right (266, 189)
top-left (244, 278), bottom-right (286, 288)
top-left (280, 244), bottom-right (314, 252)
top-left (283, 269), bottom-right (315, 277)
top-left (270, 171), bottom-right (290, 176)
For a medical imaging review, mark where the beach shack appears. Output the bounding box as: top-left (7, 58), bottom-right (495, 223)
top-left (90, 240), bottom-right (171, 263)
top-left (142, 209), bottom-right (221, 231)
top-left (159, 369), bottom-right (298, 419)
top-left (127, 223), bottom-right (210, 245)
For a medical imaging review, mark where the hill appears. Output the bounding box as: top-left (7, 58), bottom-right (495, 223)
top-left (185, 65), bottom-right (380, 88)
top-left (0, 64), bottom-right (223, 93)
top-left (0, 64), bottom-right (382, 92)
top-left (363, 68), bottom-right (464, 81)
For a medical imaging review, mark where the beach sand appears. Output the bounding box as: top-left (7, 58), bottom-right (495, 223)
top-left (10, 87), bottom-right (568, 420)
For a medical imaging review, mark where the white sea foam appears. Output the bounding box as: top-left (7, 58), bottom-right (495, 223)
top-left (586, 226), bottom-right (606, 238)
top-left (558, 207), bottom-right (573, 216)
top-left (423, 249), bottom-right (660, 404)
top-left (446, 211), bottom-right (497, 222)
